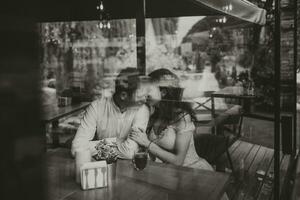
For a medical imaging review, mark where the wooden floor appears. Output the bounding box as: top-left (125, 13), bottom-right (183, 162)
top-left (225, 140), bottom-right (290, 200)
top-left (225, 139), bottom-right (274, 200)
top-left (291, 154), bottom-right (300, 199)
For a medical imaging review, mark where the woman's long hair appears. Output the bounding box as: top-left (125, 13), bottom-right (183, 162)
top-left (147, 69), bottom-right (196, 135)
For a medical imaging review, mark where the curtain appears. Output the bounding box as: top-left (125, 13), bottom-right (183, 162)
top-left (193, 0), bottom-right (266, 25)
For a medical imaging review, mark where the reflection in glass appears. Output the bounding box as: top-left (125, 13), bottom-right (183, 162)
top-left (39, 19), bottom-right (137, 101)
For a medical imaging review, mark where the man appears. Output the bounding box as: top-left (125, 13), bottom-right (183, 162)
top-left (71, 68), bottom-right (150, 159)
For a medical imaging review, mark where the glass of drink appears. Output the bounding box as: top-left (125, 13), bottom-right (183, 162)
top-left (132, 151), bottom-right (148, 171)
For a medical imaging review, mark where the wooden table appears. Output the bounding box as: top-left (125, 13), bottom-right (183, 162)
top-left (46, 148), bottom-right (230, 200)
top-left (42, 102), bottom-right (90, 147)
top-left (211, 87), bottom-right (256, 118)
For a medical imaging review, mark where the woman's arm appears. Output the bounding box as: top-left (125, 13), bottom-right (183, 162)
top-left (130, 114), bottom-right (194, 166)
top-left (117, 104), bottom-right (150, 159)
top-left (148, 130), bottom-right (192, 166)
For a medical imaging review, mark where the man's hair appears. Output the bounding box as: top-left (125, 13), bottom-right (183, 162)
top-left (148, 68), bottom-right (178, 82)
top-left (115, 67), bottom-right (139, 97)
top-left (148, 68), bottom-right (180, 88)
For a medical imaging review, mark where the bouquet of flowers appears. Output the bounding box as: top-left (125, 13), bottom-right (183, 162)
top-left (93, 140), bottom-right (118, 164)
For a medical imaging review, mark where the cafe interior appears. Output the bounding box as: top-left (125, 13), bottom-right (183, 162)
top-left (1, 0), bottom-right (300, 200)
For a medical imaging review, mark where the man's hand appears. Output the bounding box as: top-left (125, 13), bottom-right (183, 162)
top-left (129, 127), bottom-right (150, 148)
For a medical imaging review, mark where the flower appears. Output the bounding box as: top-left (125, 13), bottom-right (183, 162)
top-left (93, 140), bottom-right (118, 164)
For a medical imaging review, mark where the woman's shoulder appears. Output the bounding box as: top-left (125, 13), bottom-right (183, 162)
top-left (135, 104), bottom-right (151, 116)
top-left (172, 112), bottom-right (194, 132)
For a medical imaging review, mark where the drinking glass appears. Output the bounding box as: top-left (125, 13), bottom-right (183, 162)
top-left (132, 151), bottom-right (148, 170)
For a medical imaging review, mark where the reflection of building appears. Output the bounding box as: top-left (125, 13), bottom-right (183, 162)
top-left (151, 18), bottom-right (178, 35)
top-left (150, 18), bottom-right (179, 50)
top-left (146, 18), bottom-right (179, 52)
top-left (185, 16), bottom-right (255, 52)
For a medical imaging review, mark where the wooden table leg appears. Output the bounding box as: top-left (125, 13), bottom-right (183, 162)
top-left (211, 95), bottom-right (217, 135)
top-left (41, 122), bottom-right (48, 151)
top-left (52, 120), bottom-right (60, 147)
top-left (211, 95), bottom-right (215, 118)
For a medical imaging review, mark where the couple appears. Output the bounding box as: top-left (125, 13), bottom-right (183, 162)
top-left (71, 67), bottom-right (212, 170)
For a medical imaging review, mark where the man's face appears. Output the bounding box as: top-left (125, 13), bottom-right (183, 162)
top-left (121, 75), bottom-right (180, 108)
top-left (135, 77), bottom-right (178, 107)
top-left (130, 82), bottom-right (157, 107)
top-left (119, 90), bottom-right (141, 108)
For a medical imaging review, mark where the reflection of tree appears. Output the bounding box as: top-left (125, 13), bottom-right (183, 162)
top-left (40, 20), bottom-right (137, 97)
top-left (194, 50), bottom-right (204, 72)
top-left (238, 49), bottom-right (253, 68)
top-left (206, 28), bottom-right (234, 72)
top-left (207, 47), bottom-right (221, 73)
top-left (251, 44), bottom-right (274, 110)
top-left (250, 23), bottom-right (274, 110)
top-left (85, 63), bottom-right (97, 97)
top-left (146, 18), bottom-right (185, 73)
top-left (146, 49), bottom-right (183, 73)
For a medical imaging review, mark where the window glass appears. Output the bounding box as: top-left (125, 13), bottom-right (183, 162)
top-left (39, 19), bottom-right (136, 101)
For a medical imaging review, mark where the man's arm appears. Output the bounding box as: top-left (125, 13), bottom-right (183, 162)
top-left (117, 104), bottom-right (150, 159)
top-left (71, 101), bottom-right (99, 156)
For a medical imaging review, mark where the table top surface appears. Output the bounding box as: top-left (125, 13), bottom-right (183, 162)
top-left (42, 102), bottom-right (90, 123)
top-left (46, 148), bottom-right (230, 200)
top-left (212, 86), bottom-right (256, 99)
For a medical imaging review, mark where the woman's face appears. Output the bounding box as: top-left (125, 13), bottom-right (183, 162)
top-left (135, 75), bottom-right (180, 107)
top-left (133, 81), bottom-right (161, 106)
top-left (146, 83), bottom-right (161, 107)
top-left (147, 77), bottom-right (180, 107)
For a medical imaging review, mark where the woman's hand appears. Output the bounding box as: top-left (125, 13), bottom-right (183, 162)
top-left (129, 127), bottom-right (150, 147)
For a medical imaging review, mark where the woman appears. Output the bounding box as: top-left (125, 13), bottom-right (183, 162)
top-left (130, 69), bottom-right (229, 200)
top-left (129, 68), bottom-right (213, 170)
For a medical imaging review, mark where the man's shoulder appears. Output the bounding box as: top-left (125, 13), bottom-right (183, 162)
top-left (93, 96), bottom-right (113, 103)
top-left (90, 96), bottom-right (112, 108)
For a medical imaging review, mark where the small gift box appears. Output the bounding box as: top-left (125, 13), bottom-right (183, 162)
top-left (58, 96), bottom-right (72, 107)
top-left (80, 161), bottom-right (108, 190)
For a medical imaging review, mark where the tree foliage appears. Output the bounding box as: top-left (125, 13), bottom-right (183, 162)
top-left (206, 28), bottom-right (234, 72)
top-left (251, 35), bottom-right (274, 110)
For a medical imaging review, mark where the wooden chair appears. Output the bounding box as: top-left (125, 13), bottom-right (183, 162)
top-left (194, 91), bottom-right (215, 112)
top-left (193, 105), bottom-right (243, 172)
top-left (215, 105), bottom-right (244, 145)
top-left (192, 91), bottom-right (216, 125)
top-left (194, 133), bottom-right (234, 172)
